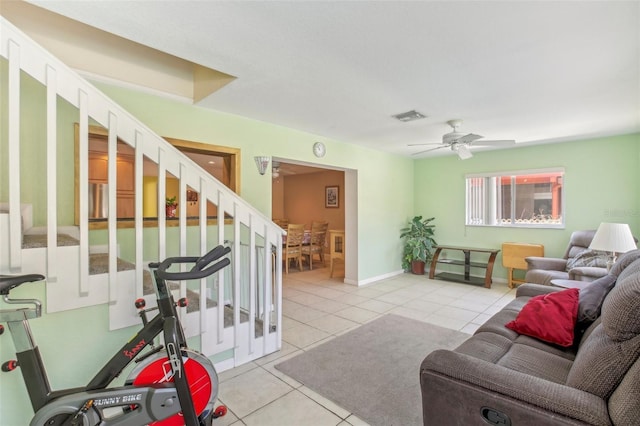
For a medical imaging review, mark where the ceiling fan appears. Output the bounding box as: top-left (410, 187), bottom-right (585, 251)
top-left (272, 161), bottom-right (297, 179)
top-left (409, 119), bottom-right (515, 159)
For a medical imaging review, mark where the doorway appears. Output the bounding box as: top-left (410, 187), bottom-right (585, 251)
top-left (272, 160), bottom-right (354, 281)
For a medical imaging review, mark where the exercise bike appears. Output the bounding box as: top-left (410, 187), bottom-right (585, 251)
top-left (0, 245), bottom-right (231, 426)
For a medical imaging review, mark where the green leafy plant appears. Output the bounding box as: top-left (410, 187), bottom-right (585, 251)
top-left (400, 216), bottom-right (437, 271)
top-left (166, 196), bottom-right (177, 206)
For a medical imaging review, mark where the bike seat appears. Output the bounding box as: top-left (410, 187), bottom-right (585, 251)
top-left (0, 274), bottom-right (45, 295)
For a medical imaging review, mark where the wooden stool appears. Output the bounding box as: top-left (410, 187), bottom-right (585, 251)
top-left (502, 242), bottom-right (544, 288)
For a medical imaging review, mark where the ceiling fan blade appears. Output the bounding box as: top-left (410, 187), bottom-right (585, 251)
top-left (470, 139), bottom-right (516, 147)
top-left (456, 133), bottom-right (483, 144)
top-left (411, 145), bottom-right (448, 156)
top-left (407, 142), bottom-right (441, 147)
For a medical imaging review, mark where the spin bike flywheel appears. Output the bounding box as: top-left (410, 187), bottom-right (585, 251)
top-left (126, 349), bottom-right (219, 426)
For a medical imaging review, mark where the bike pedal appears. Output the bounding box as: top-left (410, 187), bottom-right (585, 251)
top-left (212, 405), bottom-right (227, 419)
top-left (2, 360), bottom-right (19, 372)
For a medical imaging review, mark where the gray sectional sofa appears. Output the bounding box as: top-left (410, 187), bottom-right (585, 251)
top-left (420, 249), bottom-right (640, 426)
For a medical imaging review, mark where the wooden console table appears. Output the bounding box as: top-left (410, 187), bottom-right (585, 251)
top-left (429, 245), bottom-right (500, 288)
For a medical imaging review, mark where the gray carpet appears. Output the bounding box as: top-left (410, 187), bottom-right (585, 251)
top-left (275, 314), bottom-right (469, 426)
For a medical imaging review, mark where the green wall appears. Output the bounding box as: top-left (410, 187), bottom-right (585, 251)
top-left (0, 62), bottom-right (77, 226)
top-left (414, 133), bottom-right (640, 279)
top-left (94, 82), bottom-right (415, 280)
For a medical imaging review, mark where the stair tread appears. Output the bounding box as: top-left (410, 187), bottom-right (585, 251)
top-left (22, 233), bottom-right (79, 249)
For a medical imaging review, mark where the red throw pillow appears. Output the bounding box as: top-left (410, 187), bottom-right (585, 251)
top-left (505, 288), bottom-right (580, 347)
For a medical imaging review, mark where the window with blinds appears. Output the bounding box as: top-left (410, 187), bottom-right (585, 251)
top-left (465, 168), bottom-right (564, 228)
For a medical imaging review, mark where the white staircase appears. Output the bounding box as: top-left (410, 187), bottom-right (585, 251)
top-left (0, 17), bottom-right (283, 367)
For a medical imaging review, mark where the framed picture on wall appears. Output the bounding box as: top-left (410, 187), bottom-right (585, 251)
top-left (325, 186), bottom-right (339, 208)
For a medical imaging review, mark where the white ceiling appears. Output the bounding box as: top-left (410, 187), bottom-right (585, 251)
top-left (27, 1), bottom-right (640, 158)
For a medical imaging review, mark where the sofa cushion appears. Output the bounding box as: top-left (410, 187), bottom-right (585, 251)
top-left (569, 266), bottom-right (608, 282)
top-left (454, 331), bottom-right (512, 363)
top-left (524, 268), bottom-right (569, 286)
top-left (608, 356), bottom-right (640, 425)
top-left (475, 309), bottom-right (520, 341)
top-left (514, 283), bottom-right (562, 298)
top-left (577, 274), bottom-right (617, 325)
top-left (565, 249), bottom-right (607, 271)
top-left (568, 271), bottom-right (640, 398)
top-left (497, 343), bottom-right (574, 384)
top-left (613, 254), bottom-right (640, 284)
top-left (609, 248), bottom-right (640, 277)
top-left (577, 317), bottom-right (602, 349)
top-left (564, 230), bottom-right (597, 259)
top-left (566, 246), bottom-right (588, 259)
top-left (601, 268), bottom-right (640, 342)
top-left (505, 288), bottom-right (579, 347)
top-left (514, 334), bottom-right (576, 361)
top-left (566, 325), bottom-right (640, 399)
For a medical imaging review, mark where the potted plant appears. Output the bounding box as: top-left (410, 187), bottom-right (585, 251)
top-left (401, 216), bottom-right (437, 275)
top-left (165, 196), bottom-right (177, 218)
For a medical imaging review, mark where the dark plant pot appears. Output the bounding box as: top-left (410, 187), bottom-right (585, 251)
top-left (411, 260), bottom-right (426, 275)
top-left (166, 204), bottom-right (177, 218)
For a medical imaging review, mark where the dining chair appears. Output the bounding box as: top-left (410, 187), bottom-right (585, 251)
top-left (302, 221), bottom-right (329, 270)
top-left (329, 229), bottom-right (346, 278)
top-left (284, 223), bottom-right (305, 274)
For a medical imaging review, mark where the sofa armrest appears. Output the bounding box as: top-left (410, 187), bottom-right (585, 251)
top-left (421, 349), bottom-right (611, 426)
top-left (525, 256), bottom-right (568, 271)
top-left (569, 266), bottom-right (608, 282)
top-left (515, 283), bottom-right (563, 298)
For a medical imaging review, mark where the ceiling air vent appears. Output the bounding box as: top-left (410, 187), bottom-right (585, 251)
top-left (392, 110), bottom-right (427, 122)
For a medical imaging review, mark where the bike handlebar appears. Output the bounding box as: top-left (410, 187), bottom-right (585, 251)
top-left (149, 245), bottom-right (231, 281)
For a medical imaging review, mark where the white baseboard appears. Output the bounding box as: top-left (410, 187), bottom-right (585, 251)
top-left (344, 270), bottom-right (507, 287)
top-left (214, 357), bottom-right (236, 373)
top-left (344, 269), bottom-right (405, 287)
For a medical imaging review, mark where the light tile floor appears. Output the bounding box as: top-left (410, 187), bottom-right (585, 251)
top-left (215, 264), bottom-right (516, 426)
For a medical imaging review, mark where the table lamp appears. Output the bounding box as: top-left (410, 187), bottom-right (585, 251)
top-left (589, 223), bottom-right (637, 269)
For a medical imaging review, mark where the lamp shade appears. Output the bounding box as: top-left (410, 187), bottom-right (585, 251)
top-left (589, 223), bottom-right (637, 254)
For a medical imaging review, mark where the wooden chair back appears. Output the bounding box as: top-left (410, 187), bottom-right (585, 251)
top-left (284, 223), bottom-right (305, 273)
top-left (286, 223), bottom-right (305, 247)
top-left (303, 222), bottom-right (329, 269)
top-left (310, 222), bottom-right (329, 247)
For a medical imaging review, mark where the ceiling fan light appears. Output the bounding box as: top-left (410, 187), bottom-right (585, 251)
top-left (456, 144), bottom-right (473, 160)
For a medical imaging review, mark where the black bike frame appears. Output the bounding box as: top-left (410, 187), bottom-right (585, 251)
top-left (16, 270), bottom-right (197, 424)
top-left (4, 245), bottom-right (230, 426)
